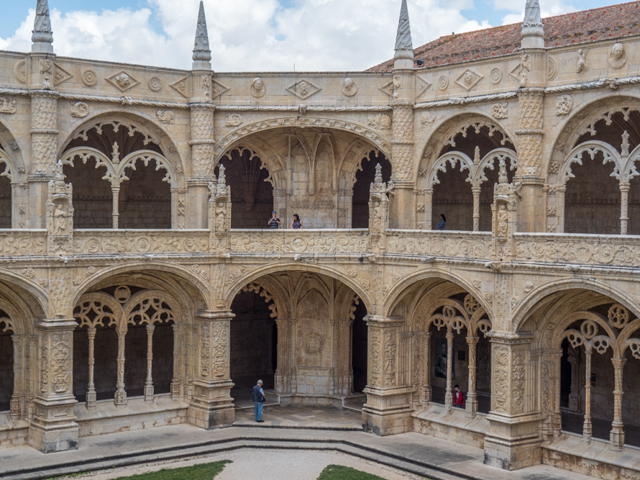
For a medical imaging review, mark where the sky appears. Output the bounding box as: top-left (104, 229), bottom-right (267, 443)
top-left (0, 0), bottom-right (628, 72)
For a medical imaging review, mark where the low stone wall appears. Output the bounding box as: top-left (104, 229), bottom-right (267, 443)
top-left (0, 416), bottom-right (28, 448)
top-left (412, 403), bottom-right (489, 449)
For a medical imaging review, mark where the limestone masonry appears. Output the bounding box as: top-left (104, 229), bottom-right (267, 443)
top-left (0, 1), bottom-right (639, 478)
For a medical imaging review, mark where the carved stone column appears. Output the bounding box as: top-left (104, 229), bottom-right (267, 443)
top-left (114, 320), bottom-right (127, 406)
top-left (188, 103), bottom-right (215, 229)
top-left (582, 346), bottom-right (592, 443)
top-left (555, 185), bottom-right (566, 233)
top-left (620, 182), bottom-right (630, 235)
top-left (209, 167), bottom-right (231, 252)
top-left (444, 330), bottom-right (454, 413)
top-left (274, 317), bottom-right (291, 395)
top-left (466, 336), bottom-right (479, 416)
top-left (188, 310), bottom-right (235, 429)
top-left (29, 319), bottom-right (78, 453)
top-left (610, 357), bottom-right (626, 450)
top-left (144, 324), bottom-right (155, 403)
top-left (514, 88), bottom-right (545, 233)
top-left (567, 346), bottom-right (580, 412)
top-left (362, 315), bottom-right (412, 436)
top-left (421, 331), bottom-right (431, 404)
top-left (170, 323), bottom-right (182, 401)
top-left (10, 334), bottom-right (25, 420)
top-left (484, 332), bottom-right (542, 470)
top-left (28, 82), bottom-right (59, 229)
top-left (472, 186), bottom-right (481, 232)
top-left (46, 163), bottom-right (73, 256)
top-left (85, 327), bottom-right (97, 410)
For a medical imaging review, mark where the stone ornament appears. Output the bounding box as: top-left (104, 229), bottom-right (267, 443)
top-left (379, 80), bottom-right (395, 97)
top-left (286, 79), bottom-right (321, 100)
top-left (211, 79), bottom-right (230, 98)
top-left (250, 77), bottom-right (266, 98)
top-left (225, 113), bottom-right (243, 127)
top-left (367, 114), bottom-right (392, 131)
top-left (107, 71), bottom-right (140, 92)
top-left (576, 49), bottom-right (588, 73)
top-left (82, 69), bottom-right (98, 87)
top-left (490, 68), bottom-right (502, 84)
top-left (156, 109), bottom-right (175, 125)
top-left (416, 76), bottom-right (431, 98)
top-left (148, 77), bottom-right (162, 92)
top-left (455, 69), bottom-right (483, 91)
top-left (54, 63), bottom-right (73, 86)
top-left (40, 59), bottom-right (53, 89)
top-left (608, 43), bottom-right (627, 69)
top-left (0, 97), bottom-right (17, 114)
top-left (547, 56), bottom-right (558, 80)
top-left (421, 112), bottom-right (435, 127)
top-left (170, 76), bottom-right (189, 97)
top-left (437, 75), bottom-right (449, 91)
top-left (341, 77), bottom-right (358, 97)
top-left (13, 60), bottom-right (27, 84)
top-left (70, 102), bottom-right (89, 119)
top-left (492, 103), bottom-right (508, 120)
top-left (556, 95), bottom-right (573, 115)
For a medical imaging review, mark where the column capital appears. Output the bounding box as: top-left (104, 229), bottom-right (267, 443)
top-left (364, 314), bottom-right (403, 327)
top-left (487, 330), bottom-right (533, 344)
top-left (36, 318), bottom-right (77, 330)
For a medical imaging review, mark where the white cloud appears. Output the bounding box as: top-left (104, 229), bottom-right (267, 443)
top-left (0, 0), bottom-right (492, 72)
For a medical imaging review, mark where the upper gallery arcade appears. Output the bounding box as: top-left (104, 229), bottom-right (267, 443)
top-left (1, 1), bottom-right (640, 479)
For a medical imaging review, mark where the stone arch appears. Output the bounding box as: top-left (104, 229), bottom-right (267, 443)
top-left (546, 95), bottom-right (640, 234)
top-left (513, 278), bottom-right (640, 334)
top-left (73, 263), bottom-right (212, 313)
top-left (224, 263), bottom-right (373, 314)
top-left (214, 117), bottom-right (391, 165)
top-left (417, 113), bottom-right (515, 231)
top-left (382, 268), bottom-right (489, 319)
top-left (59, 113), bottom-right (185, 229)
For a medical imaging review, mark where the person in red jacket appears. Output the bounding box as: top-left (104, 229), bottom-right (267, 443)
top-left (453, 384), bottom-right (465, 408)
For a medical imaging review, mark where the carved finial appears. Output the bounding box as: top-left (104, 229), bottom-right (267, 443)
top-left (498, 158), bottom-right (508, 184)
top-left (521, 0), bottom-right (544, 49)
top-left (55, 159), bottom-right (64, 181)
top-left (474, 146), bottom-right (481, 165)
top-left (374, 163), bottom-right (383, 184)
top-left (192, 1), bottom-right (212, 70)
top-left (217, 163), bottom-right (226, 185)
top-left (32, 0), bottom-right (54, 53)
top-left (394, 0), bottom-right (414, 69)
top-left (112, 142), bottom-right (120, 164)
top-left (622, 130), bottom-right (630, 158)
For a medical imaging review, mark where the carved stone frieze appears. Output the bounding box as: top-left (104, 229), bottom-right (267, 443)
top-left (106, 71), bottom-right (140, 92)
top-left (286, 79), bottom-right (321, 100)
top-left (0, 97), bottom-right (17, 114)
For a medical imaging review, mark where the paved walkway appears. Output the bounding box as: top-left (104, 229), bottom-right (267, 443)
top-left (0, 406), bottom-right (597, 480)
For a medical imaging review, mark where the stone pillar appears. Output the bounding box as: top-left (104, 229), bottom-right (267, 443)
top-left (514, 88), bottom-right (545, 233)
top-left (170, 324), bottom-right (182, 401)
top-left (620, 182), bottom-right (630, 235)
top-left (421, 331), bottom-right (431, 404)
top-left (188, 310), bottom-right (235, 429)
top-left (144, 324), bottom-right (155, 403)
top-left (555, 186), bottom-right (566, 233)
top-left (582, 346), bottom-right (592, 443)
top-left (610, 357), bottom-right (626, 450)
top-left (114, 320), bottom-right (127, 406)
top-left (484, 332), bottom-right (542, 470)
top-left (567, 346), bottom-right (580, 412)
top-left (362, 315), bottom-right (412, 436)
top-left (188, 103), bottom-right (215, 229)
top-left (10, 334), bottom-right (24, 420)
top-left (466, 335), bottom-right (479, 416)
top-left (275, 317), bottom-right (291, 394)
top-left (472, 186), bottom-right (481, 232)
top-left (85, 327), bottom-right (97, 410)
top-left (444, 330), bottom-right (454, 412)
top-left (29, 319), bottom-right (78, 453)
top-left (389, 70), bottom-right (416, 229)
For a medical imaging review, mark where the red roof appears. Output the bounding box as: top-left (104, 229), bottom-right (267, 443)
top-left (368, 1), bottom-right (640, 72)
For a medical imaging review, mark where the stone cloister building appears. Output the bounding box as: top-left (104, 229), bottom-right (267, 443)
top-left (0, 0), bottom-right (640, 477)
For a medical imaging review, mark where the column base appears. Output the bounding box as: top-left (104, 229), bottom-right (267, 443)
top-left (28, 396), bottom-right (78, 453)
top-left (188, 380), bottom-right (235, 430)
top-left (362, 386), bottom-right (413, 436)
top-left (483, 412), bottom-right (543, 470)
top-left (610, 422), bottom-right (625, 451)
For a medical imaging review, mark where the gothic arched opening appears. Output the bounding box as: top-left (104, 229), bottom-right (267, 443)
top-left (230, 287), bottom-right (277, 393)
top-left (218, 148), bottom-right (273, 229)
top-left (0, 314), bottom-right (13, 412)
top-left (62, 121), bottom-right (173, 229)
top-left (352, 151), bottom-right (391, 228)
top-left (432, 165), bottom-right (473, 231)
top-left (564, 152), bottom-right (620, 234)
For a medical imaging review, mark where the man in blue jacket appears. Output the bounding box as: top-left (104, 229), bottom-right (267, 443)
top-left (252, 379), bottom-right (265, 422)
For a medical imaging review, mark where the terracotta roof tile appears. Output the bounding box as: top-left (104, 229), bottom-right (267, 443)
top-left (367, 1), bottom-right (640, 72)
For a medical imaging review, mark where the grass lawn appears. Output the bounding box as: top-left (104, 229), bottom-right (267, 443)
top-left (318, 464), bottom-right (387, 480)
top-left (108, 460), bottom-right (231, 480)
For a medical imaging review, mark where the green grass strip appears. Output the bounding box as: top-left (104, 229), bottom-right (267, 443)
top-left (108, 460), bottom-right (231, 480)
top-left (318, 464), bottom-right (386, 480)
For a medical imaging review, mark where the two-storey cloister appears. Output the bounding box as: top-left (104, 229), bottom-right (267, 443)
top-left (1, 1), bottom-right (640, 479)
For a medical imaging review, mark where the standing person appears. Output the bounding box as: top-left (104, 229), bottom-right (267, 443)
top-left (252, 379), bottom-right (265, 422)
top-left (437, 213), bottom-right (446, 230)
top-left (453, 384), bottom-right (465, 408)
top-left (267, 211), bottom-right (281, 229)
top-left (290, 213), bottom-right (303, 229)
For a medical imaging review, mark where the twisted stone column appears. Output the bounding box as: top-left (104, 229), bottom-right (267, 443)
top-left (188, 104), bottom-right (216, 228)
top-left (620, 182), bottom-right (630, 235)
top-left (144, 324), bottom-right (155, 403)
top-left (466, 336), bottom-right (479, 416)
top-left (472, 187), bottom-right (481, 232)
top-left (86, 327), bottom-right (96, 410)
top-left (444, 330), bottom-right (454, 413)
top-left (582, 346), bottom-right (592, 443)
top-left (610, 357), bottom-right (626, 450)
